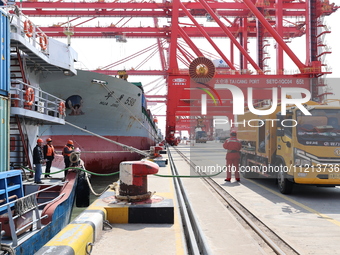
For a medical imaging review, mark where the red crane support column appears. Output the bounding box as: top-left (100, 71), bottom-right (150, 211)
top-left (166, 75), bottom-right (178, 146)
top-left (275, 0), bottom-right (284, 73)
top-left (166, 0), bottom-right (180, 145)
top-left (256, 7), bottom-right (265, 71)
top-left (240, 18), bottom-right (248, 71)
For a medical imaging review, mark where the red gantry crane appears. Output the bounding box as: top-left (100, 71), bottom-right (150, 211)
top-left (18, 0), bottom-right (339, 145)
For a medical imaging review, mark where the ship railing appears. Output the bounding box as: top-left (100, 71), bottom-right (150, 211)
top-left (10, 80), bottom-right (66, 120)
top-left (0, 183), bottom-right (65, 247)
top-left (9, 6), bottom-right (49, 54)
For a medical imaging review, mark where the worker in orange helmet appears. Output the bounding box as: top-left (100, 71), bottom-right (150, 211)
top-left (43, 138), bottom-right (55, 178)
top-left (223, 130), bottom-right (242, 182)
top-left (62, 140), bottom-right (74, 179)
top-left (33, 138), bottom-right (45, 184)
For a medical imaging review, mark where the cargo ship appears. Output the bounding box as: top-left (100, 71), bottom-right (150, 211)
top-left (1, 4), bottom-right (81, 254)
top-left (39, 70), bottom-right (161, 173)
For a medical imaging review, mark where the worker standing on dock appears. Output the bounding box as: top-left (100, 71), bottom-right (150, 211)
top-left (62, 140), bottom-right (74, 179)
top-left (33, 138), bottom-right (44, 184)
top-left (43, 138), bottom-right (55, 178)
top-left (223, 131), bottom-right (242, 182)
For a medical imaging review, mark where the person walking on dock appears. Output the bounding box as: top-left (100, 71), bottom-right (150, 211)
top-left (223, 130), bottom-right (242, 182)
top-left (33, 138), bottom-right (44, 184)
top-left (62, 140), bottom-right (74, 178)
top-left (43, 138), bottom-right (55, 178)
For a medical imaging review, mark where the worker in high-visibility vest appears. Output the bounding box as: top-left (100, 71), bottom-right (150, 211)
top-left (43, 138), bottom-right (55, 178)
top-left (62, 140), bottom-right (74, 179)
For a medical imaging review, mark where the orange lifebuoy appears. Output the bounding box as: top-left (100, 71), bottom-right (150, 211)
top-left (59, 102), bottom-right (66, 115)
top-left (39, 35), bottom-right (48, 50)
top-left (24, 20), bottom-right (33, 38)
top-left (24, 88), bottom-right (34, 106)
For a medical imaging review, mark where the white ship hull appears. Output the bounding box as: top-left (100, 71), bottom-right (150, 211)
top-left (40, 70), bottom-right (158, 173)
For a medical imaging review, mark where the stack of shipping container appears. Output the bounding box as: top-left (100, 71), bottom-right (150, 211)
top-left (0, 8), bottom-right (10, 172)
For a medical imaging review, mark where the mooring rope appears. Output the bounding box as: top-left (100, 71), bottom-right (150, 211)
top-left (65, 121), bottom-right (150, 157)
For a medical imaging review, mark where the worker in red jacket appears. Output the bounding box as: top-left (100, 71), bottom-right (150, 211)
top-left (223, 130), bottom-right (242, 182)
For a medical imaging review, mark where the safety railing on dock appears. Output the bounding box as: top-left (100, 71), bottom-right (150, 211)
top-left (10, 80), bottom-right (66, 120)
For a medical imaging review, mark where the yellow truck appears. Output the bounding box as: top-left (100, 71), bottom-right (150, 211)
top-left (237, 102), bottom-right (340, 194)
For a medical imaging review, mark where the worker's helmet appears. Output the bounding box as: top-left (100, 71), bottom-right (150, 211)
top-left (67, 140), bottom-right (74, 145)
top-left (230, 130), bottom-right (237, 136)
top-left (37, 138), bottom-right (43, 143)
top-left (46, 138), bottom-right (52, 142)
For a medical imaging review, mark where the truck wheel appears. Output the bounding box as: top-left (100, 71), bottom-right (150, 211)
top-left (277, 163), bottom-right (294, 194)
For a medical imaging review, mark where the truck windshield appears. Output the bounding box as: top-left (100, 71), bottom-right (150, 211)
top-left (296, 109), bottom-right (340, 146)
top-left (196, 131), bottom-right (207, 138)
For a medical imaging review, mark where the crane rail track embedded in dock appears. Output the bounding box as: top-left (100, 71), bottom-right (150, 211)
top-left (171, 146), bottom-right (300, 255)
top-left (167, 146), bottom-right (212, 255)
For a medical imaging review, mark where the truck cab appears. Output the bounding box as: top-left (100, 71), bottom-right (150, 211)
top-left (237, 103), bottom-right (340, 194)
top-left (276, 106), bottom-right (340, 192)
top-left (195, 131), bottom-right (208, 143)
